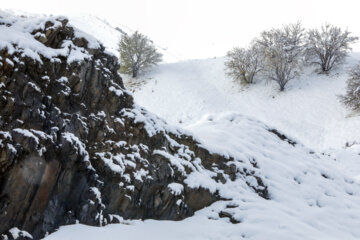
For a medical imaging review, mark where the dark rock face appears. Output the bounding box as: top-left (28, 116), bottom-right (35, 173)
top-left (0, 17), bottom-right (267, 240)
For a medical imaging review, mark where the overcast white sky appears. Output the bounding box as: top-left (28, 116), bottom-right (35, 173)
top-left (2, 0), bottom-right (360, 61)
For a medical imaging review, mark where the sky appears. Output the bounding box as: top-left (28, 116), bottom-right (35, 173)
top-left (2, 0), bottom-right (360, 61)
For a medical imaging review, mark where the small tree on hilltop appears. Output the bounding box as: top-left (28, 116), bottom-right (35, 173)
top-left (118, 31), bottom-right (162, 78)
top-left (225, 44), bottom-right (262, 85)
top-left (340, 65), bottom-right (360, 111)
top-left (305, 24), bottom-right (358, 73)
top-left (256, 22), bottom-right (305, 91)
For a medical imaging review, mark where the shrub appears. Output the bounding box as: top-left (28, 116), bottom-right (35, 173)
top-left (256, 22), bottom-right (304, 91)
top-left (225, 44), bottom-right (262, 85)
top-left (305, 24), bottom-right (358, 73)
top-left (118, 31), bottom-right (162, 78)
top-left (340, 65), bottom-right (360, 111)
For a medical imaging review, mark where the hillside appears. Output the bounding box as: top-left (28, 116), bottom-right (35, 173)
top-left (130, 56), bottom-right (360, 151)
top-left (46, 112), bottom-right (360, 240)
top-left (0, 11), bottom-right (360, 240)
top-left (0, 13), bottom-right (251, 239)
top-left (47, 20), bottom-right (360, 240)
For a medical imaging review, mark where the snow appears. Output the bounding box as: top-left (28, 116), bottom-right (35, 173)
top-left (90, 187), bottom-right (101, 202)
top-left (167, 183), bottom-right (184, 195)
top-left (103, 55), bottom-right (360, 239)
top-left (109, 86), bottom-right (123, 96)
top-left (56, 76), bottom-right (68, 83)
top-left (6, 143), bottom-right (17, 154)
top-left (95, 142), bottom-right (150, 177)
top-left (98, 152), bottom-right (124, 173)
top-left (134, 169), bottom-right (149, 182)
top-left (0, 11), bottom-right (99, 65)
top-left (72, 28), bottom-right (101, 49)
top-left (62, 132), bottom-right (94, 170)
top-left (46, 108), bottom-right (360, 239)
top-left (131, 55), bottom-right (360, 151)
top-left (42, 218), bottom-right (238, 240)
top-left (0, 131), bottom-right (12, 147)
top-left (44, 53), bottom-right (360, 239)
top-left (8, 227), bottom-right (33, 239)
top-left (153, 150), bottom-right (186, 173)
top-left (5, 58), bottom-right (14, 66)
top-left (4, 10), bottom-right (359, 240)
top-left (67, 15), bottom-right (121, 57)
top-left (96, 111), bottom-right (106, 118)
top-left (120, 104), bottom-right (187, 137)
top-left (12, 128), bottom-right (39, 145)
top-left (27, 82), bottom-right (41, 92)
top-left (30, 129), bottom-right (52, 140)
top-left (184, 170), bottom-right (218, 194)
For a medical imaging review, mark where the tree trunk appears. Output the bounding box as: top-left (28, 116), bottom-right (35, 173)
top-left (132, 71), bottom-right (137, 78)
top-left (132, 67), bottom-right (138, 78)
top-left (279, 80), bottom-right (285, 91)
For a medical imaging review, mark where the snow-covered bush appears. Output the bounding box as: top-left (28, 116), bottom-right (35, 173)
top-left (256, 22), bottom-right (305, 91)
top-left (118, 31), bottom-right (162, 78)
top-left (224, 44), bottom-right (262, 85)
top-left (340, 64), bottom-right (360, 111)
top-left (305, 24), bottom-right (358, 73)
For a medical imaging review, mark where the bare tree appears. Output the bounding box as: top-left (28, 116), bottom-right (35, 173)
top-left (340, 65), bottom-right (360, 111)
top-left (256, 22), bottom-right (304, 91)
top-left (225, 44), bottom-right (262, 85)
top-left (118, 31), bottom-right (162, 78)
top-left (305, 24), bottom-right (358, 73)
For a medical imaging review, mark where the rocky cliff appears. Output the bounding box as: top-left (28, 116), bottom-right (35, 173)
top-left (0, 14), bottom-right (267, 240)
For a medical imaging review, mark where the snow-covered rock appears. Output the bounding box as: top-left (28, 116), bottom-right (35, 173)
top-left (0, 12), bottom-right (263, 240)
top-left (1, 10), bottom-right (360, 240)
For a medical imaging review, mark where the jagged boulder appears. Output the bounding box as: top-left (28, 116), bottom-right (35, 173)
top-left (0, 14), bottom-right (267, 240)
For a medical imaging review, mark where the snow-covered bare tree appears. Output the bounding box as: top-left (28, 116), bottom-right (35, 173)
top-left (340, 65), bottom-right (360, 111)
top-left (305, 24), bottom-right (358, 73)
top-left (118, 31), bottom-right (162, 78)
top-left (256, 22), bottom-right (304, 91)
top-left (225, 44), bottom-right (262, 85)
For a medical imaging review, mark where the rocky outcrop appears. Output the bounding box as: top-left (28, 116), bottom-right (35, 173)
top-left (0, 15), bottom-right (267, 239)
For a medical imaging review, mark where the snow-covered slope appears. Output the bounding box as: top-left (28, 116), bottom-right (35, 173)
top-left (130, 55), bottom-right (360, 151)
top-left (12, 13), bottom-right (356, 240)
top-left (67, 15), bottom-right (179, 63)
top-left (45, 54), bottom-right (360, 240)
top-left (45, 112), bottom-right (360, 240)
top-left (67, 15), bottom-right (123, 57)
top-left (114, 55), bottom-right (360, 239)
top-left (0, 11), bottom-right (175, 62)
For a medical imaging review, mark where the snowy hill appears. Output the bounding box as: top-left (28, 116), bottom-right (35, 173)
top-left (68, 15), bottom-right (179, 63)
top-left (1, 11), bottom-right (360, 240)
top-left (117, 56), bottom-right (360, 239)
top-left (130, 56), bottom-right (360, 151)
top-left (46, 112), bottom-right (360, 240)
top-left (47, 54), bottom-right (360, 239)
top-left (67, 15), bottom-right (124, 56)
top-left (0, 10), bottom-right (177, 62)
